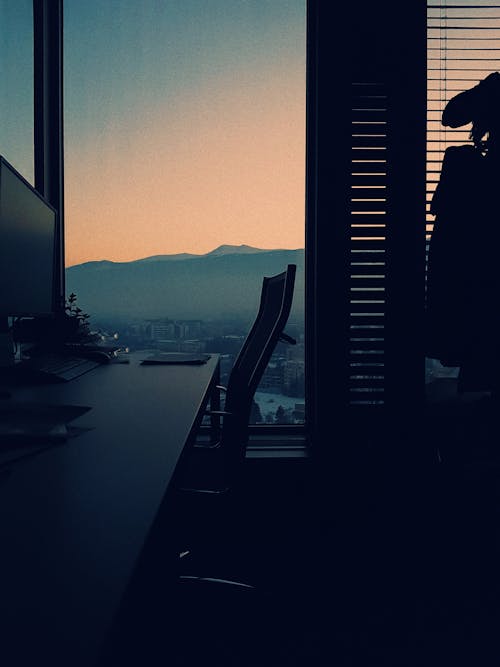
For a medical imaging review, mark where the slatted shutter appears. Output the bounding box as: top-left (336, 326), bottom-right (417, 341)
top-left (308, 1), bottom-right (426, 453)
top-left (350, 83), bottom-right (387, 406)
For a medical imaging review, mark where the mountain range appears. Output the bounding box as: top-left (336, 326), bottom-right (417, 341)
top-left (66, 245), bottom-right (304, 322)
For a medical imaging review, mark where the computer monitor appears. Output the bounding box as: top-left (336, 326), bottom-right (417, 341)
top-left (0, 156), bottom-right (57, 367)
top-left (0, 156), bottom-right (57, 317)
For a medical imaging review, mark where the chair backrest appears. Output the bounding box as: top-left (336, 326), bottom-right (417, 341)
top-left (220, 264), bottom-right (296, 472)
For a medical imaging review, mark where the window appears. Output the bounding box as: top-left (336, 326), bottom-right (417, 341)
top-left (63, 1), bottom-right (306, 428)
top-left (36, 1), bottom-right (430, 448)
top-left (0, 0), bottom-right (34, 182)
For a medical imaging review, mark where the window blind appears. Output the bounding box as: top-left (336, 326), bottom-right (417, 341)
top-left (427, 1), bottom-right (500, 281)
top-left (309, 1), bottom-right (425, 440)
top-left (427, 1), bottom-right (500, 381)
top-left (350, 82), bottom-right (387, 405)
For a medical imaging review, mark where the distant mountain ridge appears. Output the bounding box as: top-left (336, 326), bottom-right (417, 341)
top-left (68, 245), bottom-right (278, 270)
top-left (205, 244), bottom-right (272, 257)
top-left (66, 246), bottom-right (304, 321)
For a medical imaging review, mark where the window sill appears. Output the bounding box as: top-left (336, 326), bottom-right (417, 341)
top-left (246, 433), bottom-right (310, 459)
top-left (197, 425), bottom-right (310, 459)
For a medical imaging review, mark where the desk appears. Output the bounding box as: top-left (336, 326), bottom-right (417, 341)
top-left (0, 351), bottom-right (220, 666)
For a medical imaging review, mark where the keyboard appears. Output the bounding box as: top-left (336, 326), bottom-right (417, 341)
top-left (17, 353), bottom-right (101, 383)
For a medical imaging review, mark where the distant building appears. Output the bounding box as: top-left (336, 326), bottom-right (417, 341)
top-left (286, 342), bottom-right (305, 362)
top-left (156, 339), bottom-right (180, 352)
top-left (177, 320), bottom-right (202, 339)
top-left (149, 319), bottom-right (175, 341)
top-left (180, 339), bottom-right (205, 353)
top-left (284, 359), bottom-right (304, 383)
top-left (148, 318), bottom-right (203, 342)
top-left (259, 361), bottom-right (284, 393)
top-left (292, 403), bottom-right (305, 422)
top-left (284, 359), bottom-right (305, 396)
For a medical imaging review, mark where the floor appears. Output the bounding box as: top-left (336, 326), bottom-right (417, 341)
top-left (169, 389), bottom-right (500, 666)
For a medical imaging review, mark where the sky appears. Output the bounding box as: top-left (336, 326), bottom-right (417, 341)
top-left (4, 1), bottom-right (500, 268)
top-left (0, 1), bottom-right (34, 184)
top-left (62, 0), bottom-right (306, 266)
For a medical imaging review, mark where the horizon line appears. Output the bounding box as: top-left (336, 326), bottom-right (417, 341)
top-left (66, 244), bottom-right (305, 268)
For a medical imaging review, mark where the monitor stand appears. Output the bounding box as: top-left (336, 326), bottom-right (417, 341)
top-left (0, 317), bottom-right (15, 368)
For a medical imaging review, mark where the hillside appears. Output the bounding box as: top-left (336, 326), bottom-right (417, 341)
top-left (66, 246), bottom-right (304, 321)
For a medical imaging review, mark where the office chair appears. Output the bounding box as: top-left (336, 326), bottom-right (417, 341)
top-left (175, 263), bottom-right (297, 496)
top-left (166, 266), bottom-right (302, 666)
top-left (171, 264), bottom-right (297, 579)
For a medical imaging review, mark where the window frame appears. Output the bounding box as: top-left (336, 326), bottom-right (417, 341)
top-left (33, 0), bottom-right (65, 312)
top-left (37, 0), bottom-right (311, 449)
top-left (34, 1), bottom-right (429, 458)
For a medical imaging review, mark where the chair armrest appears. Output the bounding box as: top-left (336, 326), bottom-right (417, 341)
top-left (204, 410), bottom-right (232, 417)
top-left (215, 385), bottom-right (227, 392)
top-left (279, 332), bottom-right (296, 345)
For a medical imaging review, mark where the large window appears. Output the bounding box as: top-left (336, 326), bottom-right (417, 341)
top-left (0, 0), bottom-right (34, 182)
top-left (63, 1), bottom-right (306, 427)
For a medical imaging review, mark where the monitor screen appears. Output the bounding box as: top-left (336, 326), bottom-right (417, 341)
top-left (0, 157), bottom-right (57, 317)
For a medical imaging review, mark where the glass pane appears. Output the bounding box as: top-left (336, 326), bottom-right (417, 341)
top-left (64, 1), bottom-right (306, 425)
top-left (0, 0), bottom-right (34, 183)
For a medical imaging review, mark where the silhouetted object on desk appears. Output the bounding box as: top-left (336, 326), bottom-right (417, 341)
top-left (427, 72), bottom-right (500, 392)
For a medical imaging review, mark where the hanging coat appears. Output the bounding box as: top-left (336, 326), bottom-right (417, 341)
top-left (426, 143), bottom-right (500, 386)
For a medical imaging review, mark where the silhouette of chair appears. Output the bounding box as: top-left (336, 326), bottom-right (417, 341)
top-left (166, 266), bottom-right (302, 666)
top-left (176, 263), bottom-right (297, 497)
top-left (172, 264), bottom-right (297, 581)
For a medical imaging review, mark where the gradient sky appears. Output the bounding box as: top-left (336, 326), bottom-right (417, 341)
top-left (63, 0), bottom-right (306, 266)
top-left (4, 2), bottom-right (499, 267)
top-left (0, 1), bottom-right (34, 184)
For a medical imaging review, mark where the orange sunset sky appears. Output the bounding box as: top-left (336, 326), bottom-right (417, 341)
top-left (63, 1), bottom-right (306, 267)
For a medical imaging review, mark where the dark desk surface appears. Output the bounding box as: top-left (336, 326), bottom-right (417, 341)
top-left (0, 351), bottom-right (220, 666)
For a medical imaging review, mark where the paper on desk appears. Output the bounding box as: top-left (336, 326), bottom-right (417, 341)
top-left (140, 352), bottom-right (211, 365)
